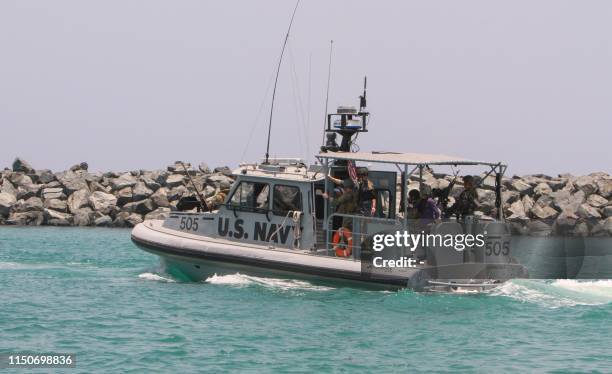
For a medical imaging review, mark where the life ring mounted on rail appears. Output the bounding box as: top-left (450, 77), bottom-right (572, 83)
top-left (332, 228), bottom-right (353, 257)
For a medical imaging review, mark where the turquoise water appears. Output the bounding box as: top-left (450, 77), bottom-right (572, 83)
top-left (1, 227), bottom-right (611, 373)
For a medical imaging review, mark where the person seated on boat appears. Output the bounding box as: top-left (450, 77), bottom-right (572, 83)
top-left (322, 178), bottom-right (358, 230)
top-left (357, 167), bottom-right (376, 217)
top-left (448, 175), bottom-right (479, 218)
top-left (205, 180), bottom-right (231, 212)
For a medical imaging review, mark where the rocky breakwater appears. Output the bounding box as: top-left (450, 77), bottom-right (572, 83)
top-left (0, 157), bottom-right (610, 236)
top-left (0, 158), bottom-right (234, 227)
top-left (412, 170), bottom-right (612, 237)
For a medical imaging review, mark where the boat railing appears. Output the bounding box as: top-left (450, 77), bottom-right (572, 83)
top-left (321, 213), bottom-right (404, 260)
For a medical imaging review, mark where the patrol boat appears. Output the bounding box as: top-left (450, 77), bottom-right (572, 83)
top-left (131, 82), bottom-right (528, 291)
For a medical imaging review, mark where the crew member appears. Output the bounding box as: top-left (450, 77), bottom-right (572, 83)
top-left (205, 180), bottom-right (231, 211)
top-left (357, 167), bottom-right (376, 217)
top-left (450, 175), bottom-right (479, 218)
top-left (322, 178), bottom-right (358, 229)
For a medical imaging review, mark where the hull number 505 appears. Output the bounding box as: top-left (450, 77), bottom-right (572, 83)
top-left (179, 217), bottom-right (199, 231)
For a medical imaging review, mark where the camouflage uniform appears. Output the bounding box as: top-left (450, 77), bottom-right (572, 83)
top-left (331, 187), bottom-right (358, 229)
top-left (453, 188), bottom-right (478, 217)
top-left (205, 190), bottom-right (228, 211)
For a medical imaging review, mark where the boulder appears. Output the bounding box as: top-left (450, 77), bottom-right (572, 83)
top-left (70, 162), bottom-right (89, 172)
top-left (72, 208), bottom-right (93, 226)
top-left (531, 204), bottom-right (558, 220)
top-left (574, 175), bottom-right (598, 195)
top-left (116, 187), bottom-right (133, 206)
top-left (0, 192), bottom-right (17, 217)
top-left (548, 178), bottom-right (567, 191)
top-left (44, 198), bottom-right (68, 212)
top-left (112, 173), bottom-right (138, 190)
top-left (151, 187), bottom-right (170, 208)
top-left (36, 169), bottom-right (56, 184)
top-left (57, 171), bottom-right (89, 194)
top-left (12, 158), bottom-right (35, 173)
top-left (595, 178), bottom-right (612, 198)
top-left (604, 206), bottom-right (612, 218)
top-left (533, 182), bottom-right (552, 197)
top-left (213, 166), bottom-right (232, 176)
top-left (199, 162), bottom-right (211, 174)
top-left (591, 217), bottom-right (612, 237)
top-left (132, 182), bottom-right (153, 201)
top-left (123, 199), bottom-right (154, 215)
top-left (1, 178), bottom-right (17, 196)
top-left (94, 215), bottom-right (113, 227)
top-left (144, 207), bottom-right (171, 220)
top-left (205, 174), bottom-right (233, 189)
top-left (7, 211), bottom-right (44, 226)
top-left (502, 190), bottom-right (520, 205)
top-left (506, 200), bottom-right (528, 221)
top-left (89, 191), bottom-right (117, 214)
top-left (577, 203), bottom-right (602, 220)
top-left (12, 197), bottom-right (44, 212)
top-left (44, 209), bottom-right (73, 226)
top-left (67, 189), bottom-right (91, 213)
top-left (510, 179), bottom-right (533, 194)
top-left (112, 212), bottom-right (142, 227)
top-left (16, 183), bottom-right (41, 200)
top-left (140, 175), bottom-right (161, 191)
top-left (89, 181), bottom-right (111, 193)
top-left (42, 187), bottom-right (66, 200)
top-left (521, 195), bottom-right (535, 213)
top-left (9, 173), bottom-right (33, 187)
top-left (165, 174), bottom-right (185, 188)
top-left (587, 194), bottom-right (608, 208)
top-left (552, 189), bottom-right (585, 212)
top-left (168, 185), bottom-right (189, 201)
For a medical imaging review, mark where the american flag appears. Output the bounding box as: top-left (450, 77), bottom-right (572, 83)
top-left (347, 160), bottom-right (359, 186)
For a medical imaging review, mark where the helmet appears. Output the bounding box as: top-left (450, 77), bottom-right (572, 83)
top-left (220, 180), bottom-right (231, 190)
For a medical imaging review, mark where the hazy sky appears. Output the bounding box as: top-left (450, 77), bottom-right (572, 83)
top-left (1, 0), bottom-right (610, 176)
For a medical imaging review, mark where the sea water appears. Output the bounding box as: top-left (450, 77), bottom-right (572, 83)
top-left (0, 227), bottom-right (610, 373)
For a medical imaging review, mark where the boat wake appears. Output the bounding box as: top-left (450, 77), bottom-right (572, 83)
top-left (138, 272), bottom-right (176, 283)
top-left (490, 279), bottom-right (612, 308)
top-left (205, 273), bottom-right (334, 292)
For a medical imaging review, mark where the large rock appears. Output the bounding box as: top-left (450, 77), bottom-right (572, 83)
top-left (587, 194), bottom-right (608, 208)
top-left (199, 162), bottom-right (211, 174)
top-left (116, 187), bottom-right (133, 206)
top-left (44, 209), bottom-right (73, 226)
top-left (510, 179), bottom-right (533, 194)
top-left (123, 199), bottom-right (154, 215)
top-left (0, 192), bottom-right (17, 217)
top-left (112, 212), bottom-right (143, 227)
top-left (168, 185), bottom-right (189, 201)
top-left (12, 197), bottom-right (44, 212)
top-left (144, 207), bottom-right (171, 220)
top-left (112, 173), bottom-right (138, 190)
top-left (213, 166), bottom-right (232, 176)
top-left (57, 171), bottom-right (90, 194)
top-left (506, 200), bottom-right (528, 221)
top-left (521, 195), bottom-right (535, 213)
top-left (0, 178), bottom-right (17, 196)
top-left (44, 198), bottom-right (68, 212)
top-left (12, 158), bottom-right (35, 173)
top-left (140, 175), bottom-right (161, 191)
top-left (36, 169), bottom-right (56, 184)
top-left (590, 217), bottom-right (612, 237)
top-left (70, 162), bottom-right (89, 172)
top-left (574, 175), bottom-right (598, 195)
top-left (132, 182), bottom-right (153, 201)
top-left (165, 174), bottom-right (185, 188)
top-left (16, 183), bottom-right (41, 200)
top-left (531, 204), bottom-right (558, 220)
top-left (595, 178), bottom-right (612, 198)
top-left (42, 187), bottom-right (66, 200)
top-left (89, 191), bottom-right (117, 214)
top-left (151, 187), bottom-right (170, 208)
top-left (9, 173), bottom-right (33, 187)
top-left (577, 203), bottom-right (602, 220)
top-left (73, 208), bottom-right (93, 226)
top-left (67, 189), bottom-right (91, 213)
top-left (7, 211), bottom-right (44, 225)
top-left (533, 182), bottom-right (552, 197)
top-left (604, 206), bottom-right (612, 218)
top-left (94, 214), bottom-right (113, 227)
top-left (552, 189), bottom-right (585, 212)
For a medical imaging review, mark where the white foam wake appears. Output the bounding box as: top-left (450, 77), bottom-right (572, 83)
top-left (138, 272), bottom-right (176, 283)
top-left (205, 273), bottom-right (334, 292)
top-left (490, 279), bottom-right (612, 308)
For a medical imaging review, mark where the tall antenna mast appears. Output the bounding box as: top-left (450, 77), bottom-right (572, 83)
top-left (321, 40), bottom-right (334, 147)
top-left (264, 0), bottom-right (300, 164)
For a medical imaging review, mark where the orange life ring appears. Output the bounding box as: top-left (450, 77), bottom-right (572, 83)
top-left (332, 228), bottom-right (353, 257)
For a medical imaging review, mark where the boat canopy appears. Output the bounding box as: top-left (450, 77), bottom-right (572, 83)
top-left (317, 151), bottom-right (506, 168)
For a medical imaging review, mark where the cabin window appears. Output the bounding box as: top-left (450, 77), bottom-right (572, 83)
top-left (375, 189), bottom-right (391, 218)
top-left (273, 184), bottom-right (302, 216)
top-left (229, 181), bottom-right (270, 212)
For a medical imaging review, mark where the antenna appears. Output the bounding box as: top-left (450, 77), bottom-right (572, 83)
top-left (359, 76), bottom-right (367, 111)
top-left (264, 0), bottom-right (300, 164)
top-left (321, 40), bottom-right (334, 147)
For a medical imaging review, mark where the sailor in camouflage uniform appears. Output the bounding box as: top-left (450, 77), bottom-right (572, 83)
top-left (450, 175), bottom-right (479, 218)
top-left (205, 180), bottom-right (231, 211)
